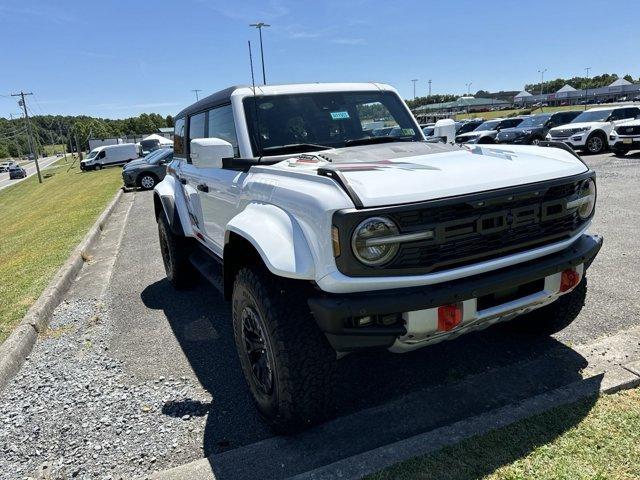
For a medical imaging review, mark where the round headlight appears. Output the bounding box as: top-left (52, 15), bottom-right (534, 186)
top-left (351, 216), bottom-right (400, 266)
top-left (577, 178), bottom-right (596, 219)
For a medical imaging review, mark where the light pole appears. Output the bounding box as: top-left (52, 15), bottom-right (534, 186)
top-left (428, 79), bottom-right (432, 97)
top-left (584, 67), bottom-right (591, 110)
top-left (250, 22), bottom-right (270, 85)
top-left (411, 79), bottom-right (418, 100)
top-left (537, 68), bottom-right (547, 95)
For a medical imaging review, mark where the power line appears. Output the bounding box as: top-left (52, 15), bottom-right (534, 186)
top-left (11, 91), bottom-right (42, 183)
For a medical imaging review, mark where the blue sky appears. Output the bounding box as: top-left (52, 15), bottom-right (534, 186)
top-left (1, 0), bottom-right (638, 119)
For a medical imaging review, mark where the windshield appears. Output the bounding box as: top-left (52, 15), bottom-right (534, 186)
top-left (243, 91), bottom-right (421, 156)
top-left (474, 120), bottom-right (500, 132)
top-left (140, 139), bottom-right (160, 151)
top-left (422, 127), bottom-right (435, 136)
top-left (87, 149), bottom-right (99, 159)
top-left (143, 149), bottom-right (164, 162)
top-left (148, 150), bottom-right (173, 164)
top-left (571, 109), bottom-right (613, 123)
top-left (516, 115), bottom-right (550, 128)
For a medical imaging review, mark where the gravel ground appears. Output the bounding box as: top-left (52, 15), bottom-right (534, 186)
top-left (0, 298), bottom-right (212, 480)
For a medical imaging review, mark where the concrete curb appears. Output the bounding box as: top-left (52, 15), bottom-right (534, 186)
top-left (148, 358), bottom-right (640, 480)
top-left (0, 188), bottom-right (124, 393)
top-left (292, 365), bottom-right (640, 480)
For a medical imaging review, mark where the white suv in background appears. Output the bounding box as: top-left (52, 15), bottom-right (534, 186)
top-left (609, 116), bottom-right (640, 155)
top-left (546, 106), bottom-right (640, 154)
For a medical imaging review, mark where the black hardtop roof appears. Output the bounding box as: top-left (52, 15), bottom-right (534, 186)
top-left (175, 86), bottom-right (246, 119)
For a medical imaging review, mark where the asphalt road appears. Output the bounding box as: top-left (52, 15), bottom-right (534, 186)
top-left (0, 155), bottom-right (62, 191)
top-left (100, 151), bottom-right (640, 476)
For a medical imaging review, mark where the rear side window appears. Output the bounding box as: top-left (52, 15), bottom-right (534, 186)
top-left (174, 117), bottom-right (185, 156)
top-left (207, 105), bottom-right (239, 157)
top-left (189, 112), bottom-right (206, 142)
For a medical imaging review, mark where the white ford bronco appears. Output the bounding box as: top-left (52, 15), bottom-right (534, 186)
top-left (153, 83), bottom-right (602, 431)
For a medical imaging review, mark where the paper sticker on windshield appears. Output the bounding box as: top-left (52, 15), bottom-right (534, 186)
top-left (330, 111), bottom-right (350, 120)
top-left (401, 128), bottom-right (415, 136)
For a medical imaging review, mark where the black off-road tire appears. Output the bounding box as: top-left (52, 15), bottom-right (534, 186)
top-left (157, 213), bottom-right (194, 289)
top-left (232, 266), bottom-right (337, 433)
top-left (509, 276), bottom-right (587, 335)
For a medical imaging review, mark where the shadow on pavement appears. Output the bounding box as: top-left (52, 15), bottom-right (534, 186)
top-left (141, 278), bottom-right (601, 479)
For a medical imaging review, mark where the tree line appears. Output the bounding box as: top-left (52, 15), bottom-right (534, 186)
top-left (524, 73), bottom-right (638, 95)
top-left (0, 113), bottom-right (174, 159)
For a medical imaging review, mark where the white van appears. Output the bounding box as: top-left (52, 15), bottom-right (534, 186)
top-left (81, 143), bottom-right (138, 171)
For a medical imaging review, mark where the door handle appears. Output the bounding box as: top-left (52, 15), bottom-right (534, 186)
top-left (197, 183), bottom-right (209, 193)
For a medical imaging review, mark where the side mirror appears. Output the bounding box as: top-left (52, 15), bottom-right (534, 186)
top-left (190, 138), bottom-right (233, 168)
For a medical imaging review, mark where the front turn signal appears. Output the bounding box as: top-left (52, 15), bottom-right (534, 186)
top-left (331, 226), bottom-right (341, 257)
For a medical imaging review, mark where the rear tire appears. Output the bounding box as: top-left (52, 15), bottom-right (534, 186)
top-left (157, 213), bottom-right (194, 289)
top-left (232, 266), bottom-right (337, 433)
top-left (138, 173), bottom-right (157, 190)
top-left (509, 276), bottom-right (587, 335)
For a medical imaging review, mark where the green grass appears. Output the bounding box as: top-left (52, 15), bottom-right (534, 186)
top-left (0, 158), bottom-right (122, 341)
top-left (455, 105), bottom-right (587, 121)
top-left (367, 388), bottom-right (640, 480)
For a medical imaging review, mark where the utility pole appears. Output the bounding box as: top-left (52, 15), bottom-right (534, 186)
top-left (584, 67), bottom-right (591, 110)
top-left (537, 68), bottom-right (547, 95)
top-left (191, 89), bottom-right (202, 101)
top-left (411, 79), bottom-right (418, 100)
top-left (11, 91), bottom-right (42, 183)
top-left (465, 82), bottom-right (472, 96)
top-left (250, 22), bottom-right (270, 85)
top-left (8, 114), bottom-right (23, 159)
top-left (428, 79), bottom-right (432, 97)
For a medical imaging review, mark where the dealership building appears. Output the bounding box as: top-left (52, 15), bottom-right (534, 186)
top-left (515, 78), bottom-right (640, 106)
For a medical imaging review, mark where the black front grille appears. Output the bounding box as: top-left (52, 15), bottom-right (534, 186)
top-left (617, 125), bottom-right (640, 136)
top-left (333, 174), bottom-right (593, 277)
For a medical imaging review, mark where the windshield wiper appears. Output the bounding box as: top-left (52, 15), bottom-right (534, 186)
top-left (344, 136), bottom-right (415, 147)
top-left (261, 143), bottom-right (331, 154)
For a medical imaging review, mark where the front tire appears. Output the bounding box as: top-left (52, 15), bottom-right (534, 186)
top-left (157, 213), bottom-right (193, 289)
top-left (510, 276), bottom-right (587, 335)
top-left (232, 267), bottom-right (337, 433)
top-left (585, 132), bottom-right (607, 154)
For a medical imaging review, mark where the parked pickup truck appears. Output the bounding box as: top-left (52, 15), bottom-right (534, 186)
top-left (154, 83), bottom-right (602, 432)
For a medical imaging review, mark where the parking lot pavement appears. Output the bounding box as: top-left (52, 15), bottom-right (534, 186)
top-left (0, 151), bottom-right (639, 479)
top-left (0, 155), bottom-right (64, 191)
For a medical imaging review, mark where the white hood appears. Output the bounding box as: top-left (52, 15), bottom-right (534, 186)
top-left (271, 143), bottom-right (588, 208)
top-left (549, 121), bottom-right (597, 132)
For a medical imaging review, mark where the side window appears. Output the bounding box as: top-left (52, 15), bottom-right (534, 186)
top-left (207, 105), bottom-right (240, 157)
top-left (610, 109), bottom-right (626, 121)
top-left (174, 117), bottom-right (185, 157)
top-left (98, 151), bottom-right (106, 159)
top-left (623, 108), bottom-right (639, 119)
top-left (189, 112), bottom-right (206, 142)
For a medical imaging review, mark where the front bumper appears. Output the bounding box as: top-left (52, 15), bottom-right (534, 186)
top-left (547, 134), bottom-right (588, 149)
top-left (610, 136), bottom-right (640, 151)
top-left (122, 171), bottom-right (137, 188)
top-left (308, 234), bottom-right (602, 352)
